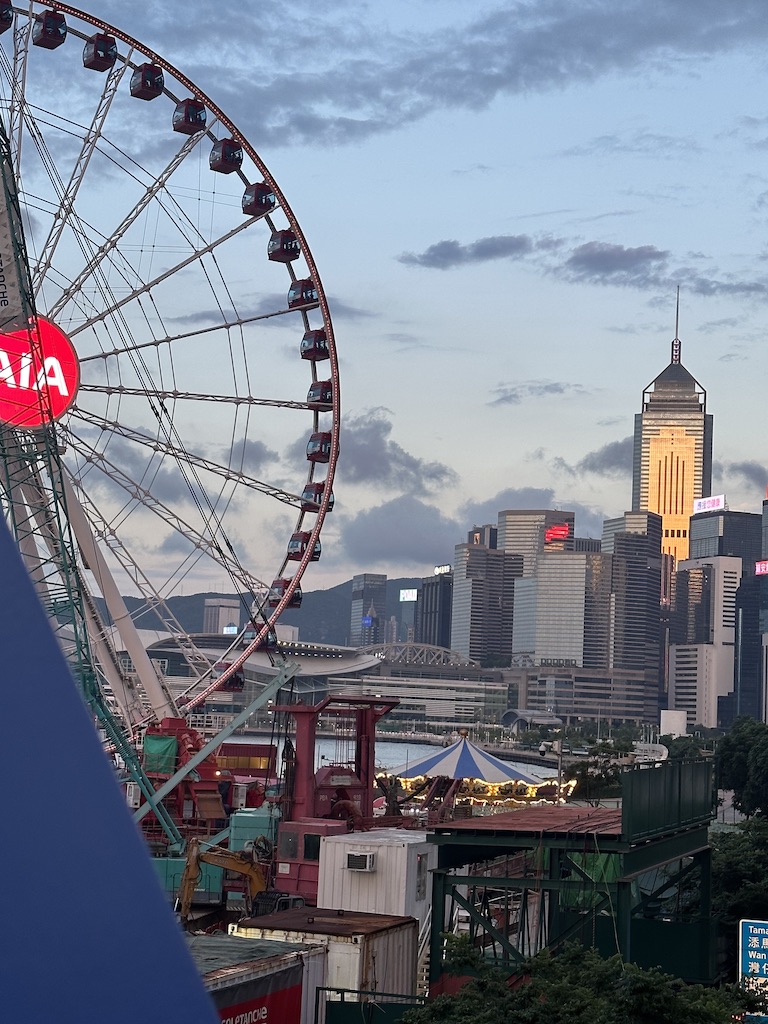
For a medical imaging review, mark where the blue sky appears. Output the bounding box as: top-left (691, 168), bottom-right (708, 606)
top-left (22, 1), bottom-right (768, 591)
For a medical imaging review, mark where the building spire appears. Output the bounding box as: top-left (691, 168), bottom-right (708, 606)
top-left (671, 285), bottom-right (681, 364)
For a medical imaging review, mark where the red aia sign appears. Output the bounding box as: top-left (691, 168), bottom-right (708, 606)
top-left (0, 317), bottom-right (79, 428)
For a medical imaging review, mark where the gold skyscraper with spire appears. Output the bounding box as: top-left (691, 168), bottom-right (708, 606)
top-left (631, 302), bottom-right (713, 602)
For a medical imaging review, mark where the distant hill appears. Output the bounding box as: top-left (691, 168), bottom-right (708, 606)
top-left (101, 577), bottom-right (424, 646)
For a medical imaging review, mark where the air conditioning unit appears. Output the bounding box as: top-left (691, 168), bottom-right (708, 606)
top-left (125, 782), bottom-right (141, 809)
top-left (346, 852), bottom-right (376, 872)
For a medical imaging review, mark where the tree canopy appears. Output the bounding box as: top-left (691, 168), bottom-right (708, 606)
top-left (403, 939), bottom-right (762, 1024)
top-left (717, 716), bottom-right (768, 816)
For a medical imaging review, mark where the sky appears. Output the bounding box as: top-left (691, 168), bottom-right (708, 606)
top-left (9, 0), bottom-right (768, 595)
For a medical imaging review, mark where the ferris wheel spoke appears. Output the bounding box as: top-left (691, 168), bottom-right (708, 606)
top-left (77, 304), bottom-right (299, 366)
top-left (4, 16), bottom-right (32, 176)
top-left (64, 216), bottom-right (257, 336)
top-left (78, 382), bottom-right (309, 412)
top-left (32, 59), bottom-right (132, 292)
top-left (46, 129), bottom-right (219, 322)
top-left (66, 428), bottom-right (276, 594)
top-left (68, 407), bottom-right (305, 506)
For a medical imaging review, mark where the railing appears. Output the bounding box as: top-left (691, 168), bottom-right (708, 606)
top-left (314, 987), bottom-right (427, 1024)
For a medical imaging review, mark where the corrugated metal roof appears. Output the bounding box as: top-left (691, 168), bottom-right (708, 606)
top-left (238, 906), bottom-right (416, 937)
top-left (432, 806), bottom-right (622, 838)
top-left (322, 828), bottom-right (429, 847)
top-left (187, 935), bottom-right (314, 978)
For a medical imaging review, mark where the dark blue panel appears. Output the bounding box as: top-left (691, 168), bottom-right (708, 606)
top-left (0, 517), bottom-right (217, 1022)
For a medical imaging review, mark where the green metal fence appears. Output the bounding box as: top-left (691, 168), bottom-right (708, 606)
top-left (316, 987), bottom-right (427, 1024)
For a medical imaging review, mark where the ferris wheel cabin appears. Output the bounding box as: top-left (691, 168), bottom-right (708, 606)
top-left (213, 662), bottom-right (246, 692)
top-left (32, 10), bottom-right (67, 48)
top-left (172, 98), bottom-right (206, 135)
top-left (306, 380), bottom-right (332, 411)
top-left (0, 3), bottom-right (12, 33)
top-left (301, 481), bottom-right (334, 512)
top-left (267, 229), bottom-right (300, 263)
top-left (130, 63), bottom-right (164, 100)
top-left (242, 182), bottom-right (276, 218)
top-left (210, 138), bottom-right (243, 174)
top-left (300, 329), bottom-right (329, 361)
top-left (287, 532), bottom-right (321, 562)
top-left (287, 278), bottom-right (319, 310)
top-left (83, 34), bottom-right (118, 72)
top-left (268, 578), bottom-right (303, 609)
top-left (306, 431), bottom-right (331, 463)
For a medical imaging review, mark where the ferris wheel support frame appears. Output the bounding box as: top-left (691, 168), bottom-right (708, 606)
top-left (61, 468), bottom-right (179, 725)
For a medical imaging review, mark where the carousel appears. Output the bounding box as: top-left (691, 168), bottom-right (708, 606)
top-left (376, 731), bottom-right (577, 823)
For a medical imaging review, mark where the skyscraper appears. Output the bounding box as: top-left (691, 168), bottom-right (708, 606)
top-left (450, 543), bottom-right (523, 664)
top-left (496, 509), bottom-right (575, 577)
top-left (349, 574), bottom-right (387, 646)
top-left (417, 568), bottom-right (453, 648)
top-left (632, 316), bottom-right (713, 601)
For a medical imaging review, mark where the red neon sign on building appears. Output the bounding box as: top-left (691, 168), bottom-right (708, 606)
top-left (545, 523), bottom-right (571, 544)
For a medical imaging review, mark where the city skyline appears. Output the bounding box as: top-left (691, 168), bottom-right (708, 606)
top-left (43, 3), bottom-right (768, 590)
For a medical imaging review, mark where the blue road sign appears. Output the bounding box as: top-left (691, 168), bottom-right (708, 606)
top-left (739, 920), bottom-right (768, 1022)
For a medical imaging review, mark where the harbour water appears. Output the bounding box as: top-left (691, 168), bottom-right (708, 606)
top-left (234, 733), bottom-right (555, 782)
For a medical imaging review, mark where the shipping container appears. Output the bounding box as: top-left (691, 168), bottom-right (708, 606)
top-left (188, 934), bottom-right (326, 1024)
top-left (317, 829), bottom-right (436, 935)
top-left (229, 907), bottom-right (417, 997)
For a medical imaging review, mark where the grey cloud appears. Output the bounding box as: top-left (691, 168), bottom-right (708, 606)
top-left (284, 408), bottom-right (457, 496)
top-left (326, 298), bottom-right (375, 320)
top-left (461, 488), bottom-right (558, 526)
top-left (490, 380), bottom-right (585, 406)
top-left (724, 460), bottom-right (768, 491)
top-left (460, 488), bottom-right (605, 540)
top-left (226, 437), bottom-right (279, 474)
top-left (19, 2), bottom-right (768, 150)
top-left (337, 409), bottom-right (458, 494)
top-left (339, 495), bottom-right (462, 567)
top-left (562, 131), bottom-right (700, 158)
top-left (563, 242), bottom-right (669, 283)
top-left (554, 437), bottom-right (633, 478)
top-left (398, 235), bottom-right (534, 270)
top-left (401, 230), bottom-right (768, 299)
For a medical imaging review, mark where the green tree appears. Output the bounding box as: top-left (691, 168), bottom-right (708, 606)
top-left (403, 938), bottom-right (762, 1024)
top-left (659, 734), bottom-right (704, 760)
top-left (710, 817), bottom-right (768, 970)
top-left (717, 717), bottom-right (768, 815)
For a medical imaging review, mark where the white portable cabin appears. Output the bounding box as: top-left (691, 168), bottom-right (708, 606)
top-left (229, 906), bottom-right (417, 998)
top-left (317, 829), bottom-right (436, 935)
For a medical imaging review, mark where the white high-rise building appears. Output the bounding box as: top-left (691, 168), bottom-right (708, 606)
top-left (669, 555), bottom-right (741, 728)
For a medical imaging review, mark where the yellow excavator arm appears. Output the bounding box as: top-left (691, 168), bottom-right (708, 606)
top-left (176, 836), bottom-right (268, 923)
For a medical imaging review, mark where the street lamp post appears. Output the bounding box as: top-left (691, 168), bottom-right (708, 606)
top-left (539, 739), bottom-right (564, 803)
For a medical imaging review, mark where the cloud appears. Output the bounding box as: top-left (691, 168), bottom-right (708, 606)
top-left (460, 487), bottom-right (606, 540)
top-left (95, 1), bottom-right (768, 148)
top-left (562, 242), bottom-right (669, 285)
top-left (334, 408), bottom-right (458, 495)
top-left (226, 437), bottom-right (279, 474)
top-left (723, 460), bottom-right (768, 491)
top-left (490, 380), bottom-right (585, 406)
top-left (462, 487), bottom-right (558, 527)
top-left (562, 131), bottom-right (700, 158)
top-left (399, 230), bottom-right (768, 299)
top-left (339, 495), bottom-right (462, 567)
top-left (326, 297), bottom-right (375, 320)
top-left (554, 437), bottom-right (634, 478)
top-left (398, 235), bottom-right (535, 270)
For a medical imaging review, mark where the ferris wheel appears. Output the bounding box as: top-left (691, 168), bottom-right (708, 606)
top-left (0, 4), bottom-right (339, 727)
